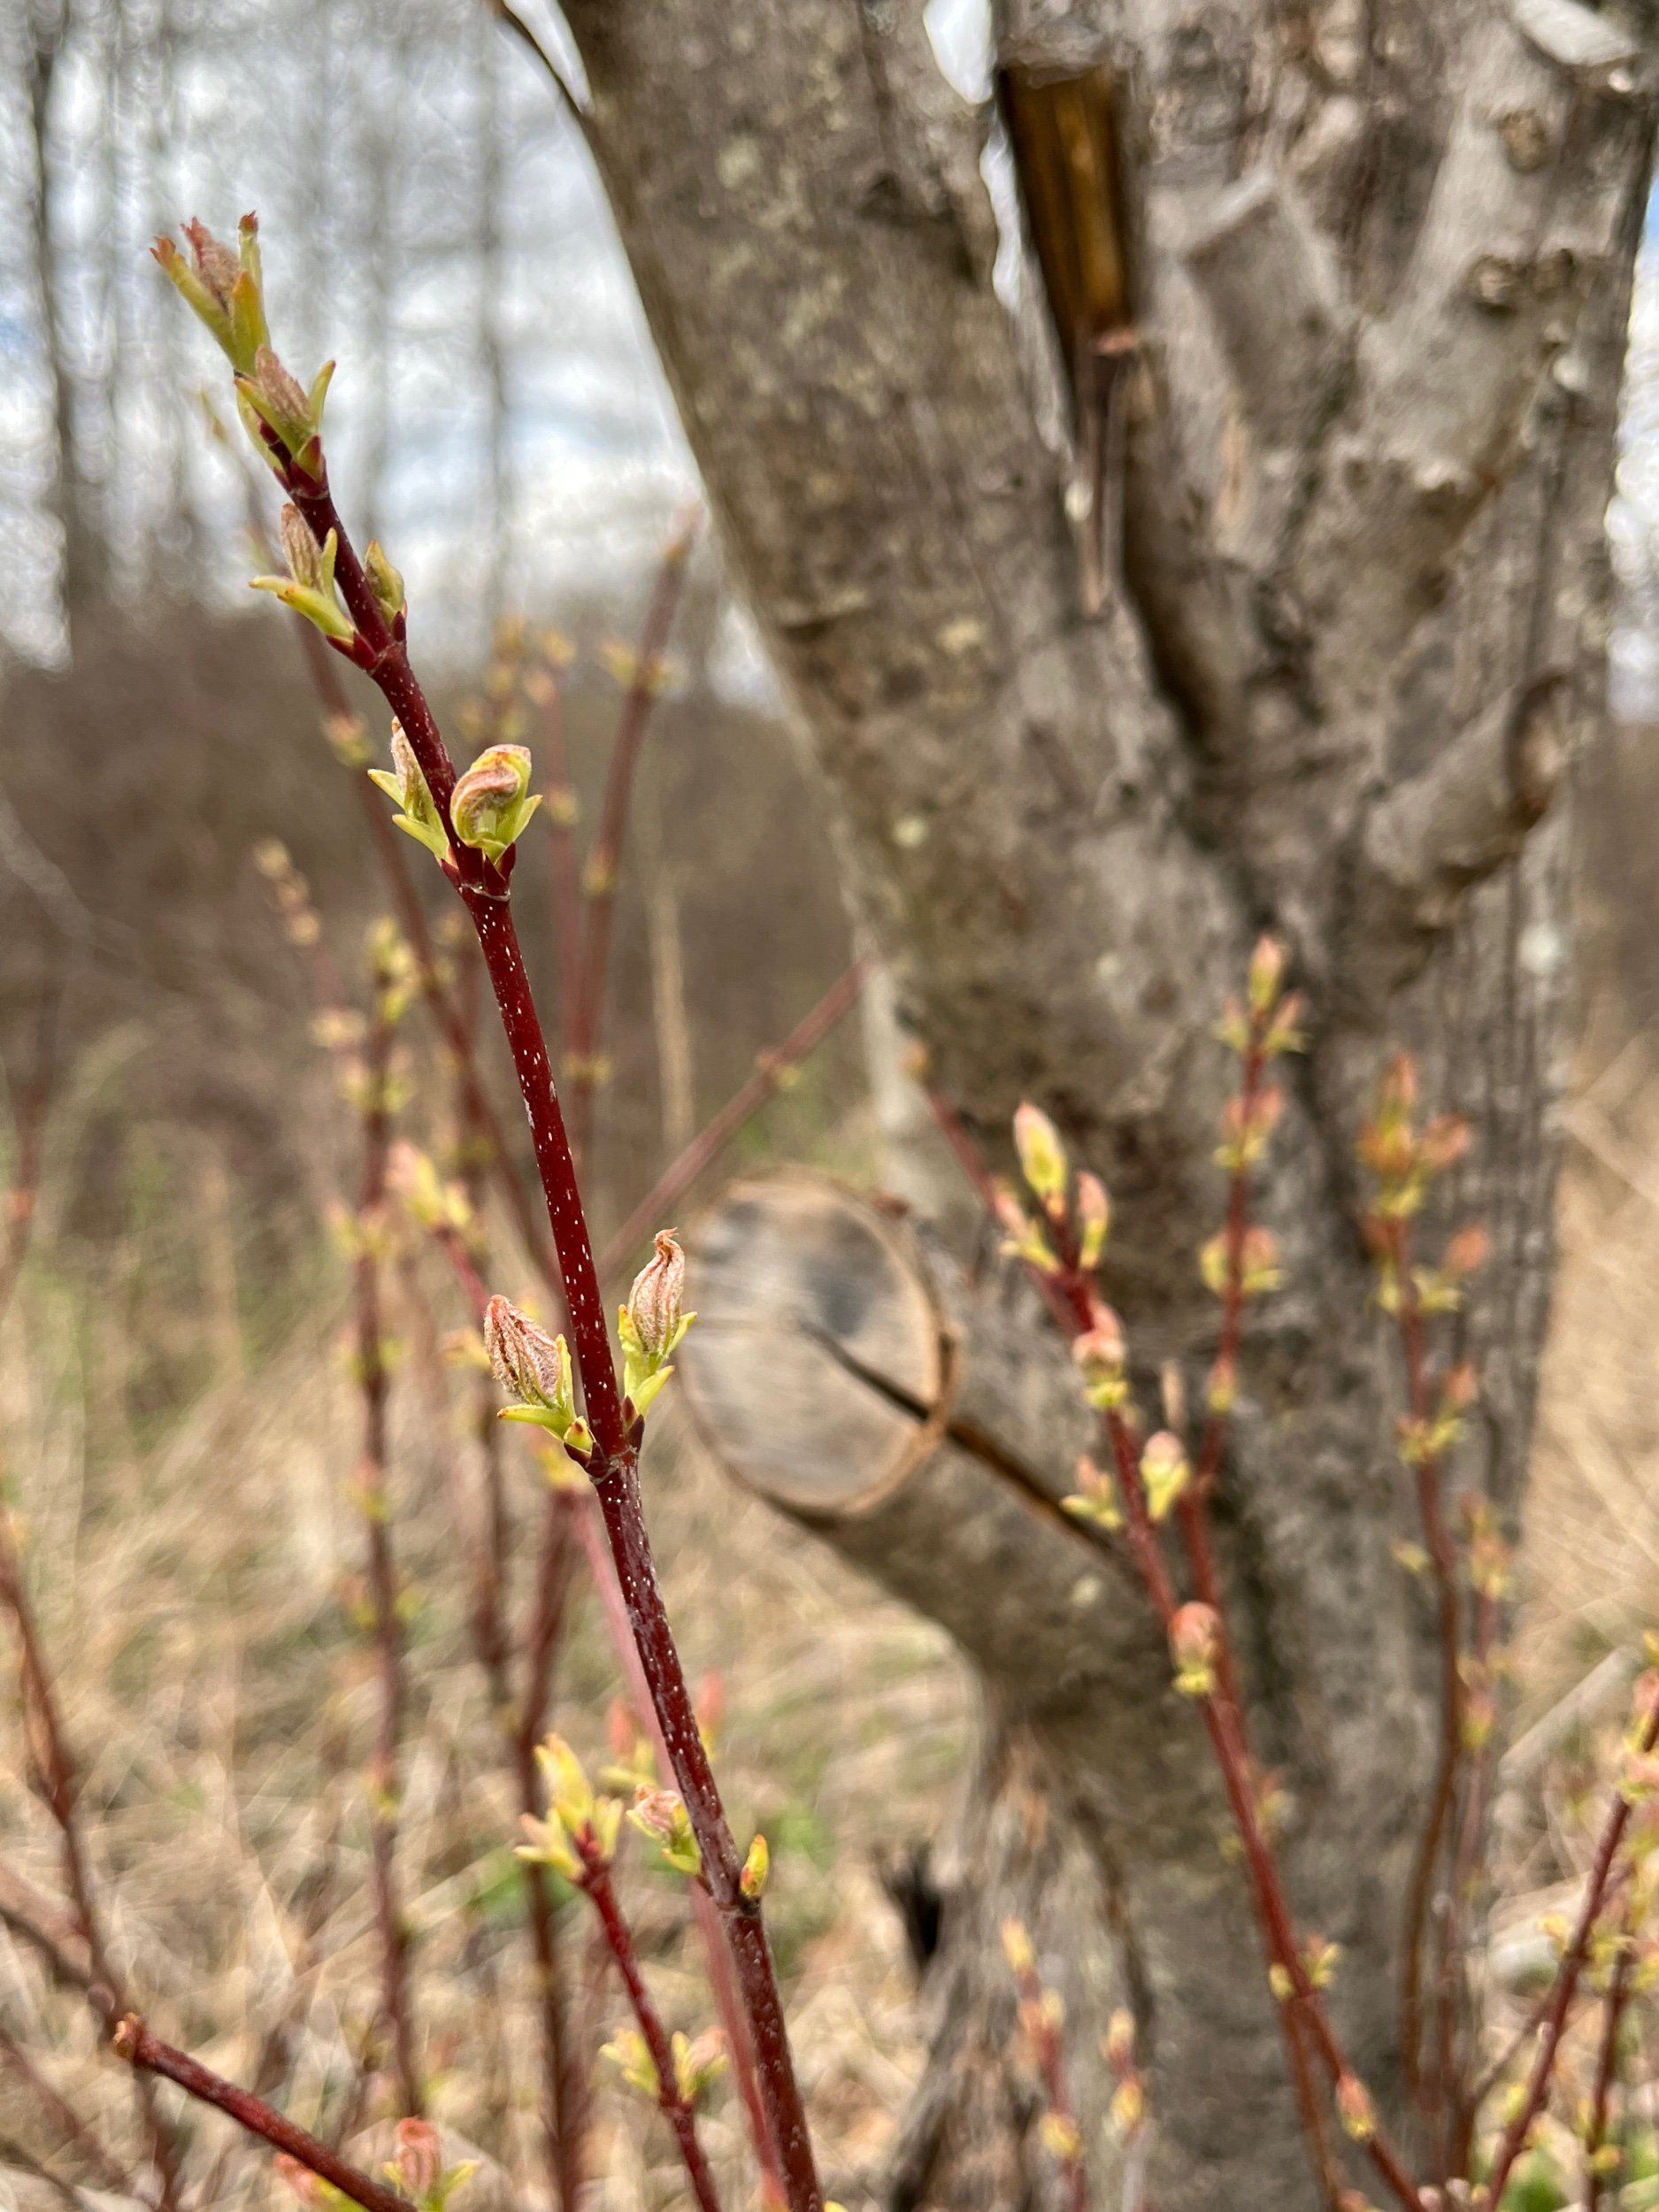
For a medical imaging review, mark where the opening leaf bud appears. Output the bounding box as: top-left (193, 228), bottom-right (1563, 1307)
top-left (1336, 2074), bottom-right (1377, 2143)
top-left (153, 213), bottom-right (268, 373)
top-left (365, 539), bottom-right (406, 626)
top-left (673, 2028), bottom-right (729, 2108)
top-left (1038, 2112), bottom-right (1081, 2162)
top-left (1248, 933), bottom-right (1286, 1015)
top-left (740, 1832), bottom-right (770, 1901)
top-left (250, 506), bottom-right (356, 642)
top-left (389, 2121), bottom-right (442, 2204)
top-left (1141, 1431), bottom-right (1191, 1523)
top-left (1071, 1304), bottom-right (1127, 1409)
top-left (451, 742), bottom-right (541, 864)
top-left (627, 1785), bottom-right (701, 1876)
top-left (618, 1229), bottom-right (695, 1420)
top-left (995, 1182), bottom-right (1058, 1274)
top-left (1000, 1919), bottom-right (1036, 1977)
top-left (1013, 1102), bottom-right (1068, 1215)
top-left (1063, 1453), bottom-right (1123, 1532)
top-left (601, 2026), bottom-right (659, 2101)
top-left (273, 2154), bottom-right (333, 2209)
top-left (1169, 1601), bottom-right (1220, 1697)
top-left (369, 722), bottom-right (451, 863)
top-left (1076, 1171), bottom-right (1110, 1271)
top-left (484, 1295), bottom-right (580, 1443)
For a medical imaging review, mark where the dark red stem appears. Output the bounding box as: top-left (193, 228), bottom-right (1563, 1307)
top-left (1008, 1951), bottom-right (1090, 2212)
top-left (1586, 1894), bottom-right (1637, 2212)
top-left (1483, 1685), bottom-right (1659, 2211)
top-left (1389, 1216), bottom-right (1465, 2131)
top-left (110, 2015), bottom-right (411, 2212)
top-left (581, 1855), bottom-right (725, 2212)
top-left (280, 447), bottom-right (819, 2212)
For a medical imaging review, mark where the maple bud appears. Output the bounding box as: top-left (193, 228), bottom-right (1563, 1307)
top-left (1071, 1305), bottom-right (1128, 1409)
top-left (1443, 1225), bottom-right (1490, 1278)
top-left (628, 1786), bottom-right (701, 1876)
top-left (627, 1230), bottom-right (686, 1360)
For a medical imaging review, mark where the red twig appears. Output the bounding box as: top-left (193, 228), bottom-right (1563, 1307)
top-left (515, 1486), bottom-right (587, 2210)
top-left (595, 960), bottom-right (868, 1280)
top-left (201, 296), bottom-right (820, 2211)
top-left (949, 970), bottom-right (1419, 2212)
top-left (1586, 1892), bottom-right (1638, 2212)
top-left (1386, 1213), bottom-right (1465, 2126)
top-left (109, 2014), bottom-right (411, 2212)
top-left (294, 618), bottom-right (561, 1296)
top-left (351, 987), bottom-right (422, 2117)
top-left (1005, 1936), bottom-right (1090, 2212)
top-left (1482, 1683), bottom-right (1659, 2210)
top-left (579, 1851), bottom-right (726, 2212)
top-left (565, 513), bottom-right (696, 1165)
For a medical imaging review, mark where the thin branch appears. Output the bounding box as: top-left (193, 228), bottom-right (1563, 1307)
top-left (0, 1515), bottom-right (183, 2209)
top-left (1481, 1675), bottom-right (1659, 2209)
top-left (293, 617), bottom-right (561, 1297)
top-left (350, 979), bottom-right (422, 2117)
top-left (109, 2014), bottom-right (412, 2212)
top-left (578, 1853), bottom-right (725, 2212)
top-left (595, 960), bottom-right (867, 1280)
top-left (1586, 1892), bottom-right (1638, 2212)
top-left (565, 513), bottom-right (697, 1165)
top-left (194, 283), bottom-right (821, 2212)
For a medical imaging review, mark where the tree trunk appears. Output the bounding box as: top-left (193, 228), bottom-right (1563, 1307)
top-left (547, 4), bottom-right (1658, 2204)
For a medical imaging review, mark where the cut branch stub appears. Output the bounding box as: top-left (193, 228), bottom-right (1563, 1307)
top-left (680, 1171), bottom-right (1142, 1710)
top-left (681, 1169), bottom-right (948, 1517)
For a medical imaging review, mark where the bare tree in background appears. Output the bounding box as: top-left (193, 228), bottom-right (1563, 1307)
top-left (537, 4), bottom-right (1659, 2206)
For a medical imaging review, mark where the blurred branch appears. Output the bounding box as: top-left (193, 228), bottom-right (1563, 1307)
top-left (566, 512), bottom-right (697, 1165)
top-left (109, 2014), bottom-right (411, 2212)
top-left (0, 1514), bottom-right (183, 2208)
top-left (596, 959), bottom-right (867, 1281)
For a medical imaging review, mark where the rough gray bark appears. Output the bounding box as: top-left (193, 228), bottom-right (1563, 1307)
top-left (546, 4), bottom-right (1658, 2206)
